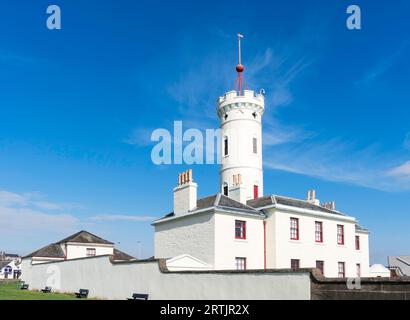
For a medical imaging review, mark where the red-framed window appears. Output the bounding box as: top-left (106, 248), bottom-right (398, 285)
top-left (290, 218), bottom-right (299, 240)
top-left (291, 259), bottom-right (300, 270)
top-left (315, 221), bottom-right (323, 243)
top-left (86, 248), bottom-right (96, 257)
top-left (355, 236), bottom-right (360, 250)
top-left (316, 260), bottom-right (324, 275)
top-left (253, 185), bottom-right (258, 199)
top-left (356, 264), bottom-right (361, 277)
top-left (338, 262), bottom-right (345, 278)
top-left (337, 225), bottom-right (344, 245)
top-left (235, 220), bottom-right (246, 239)
top-left (235, 257), bottom-right (247, 270)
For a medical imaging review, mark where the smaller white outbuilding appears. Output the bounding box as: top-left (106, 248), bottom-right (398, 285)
top-left (369, 264), bottom-right (391, 278)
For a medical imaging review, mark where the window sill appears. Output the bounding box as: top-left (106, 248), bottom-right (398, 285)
top-left (288, 239), bottom-right (300, 243)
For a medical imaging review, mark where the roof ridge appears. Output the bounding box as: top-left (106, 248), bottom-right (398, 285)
top-left (57, 230), bottom-right (113, 245)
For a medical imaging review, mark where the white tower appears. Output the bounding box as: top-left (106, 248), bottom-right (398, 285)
top-left (217, 34), bottom-right (265, 203)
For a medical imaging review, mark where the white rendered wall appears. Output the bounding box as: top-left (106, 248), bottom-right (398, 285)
top-left (265, 208), bottom-right (370, 278)
top-left (214, 212), bottom-right (265, 270)
top-left (173, 182), bottom-right (197, 215)
top-left (154, 212), bottom-right (215, 265)
top-left (66, 243), bottom-right (114, 260)
top-left (218, 90), bottom-right (264, 201)
top-left (21, 256), bottom-right (311, 300)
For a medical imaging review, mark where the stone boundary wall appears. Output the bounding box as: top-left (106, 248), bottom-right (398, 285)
top-left (21, 256), bottom-right (410, 300)
top-left (21, 256), bottom-right (311, 300)
top-left (310, 269), bottom-right (410, 300)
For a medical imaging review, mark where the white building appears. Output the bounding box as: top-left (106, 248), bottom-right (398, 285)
top-left (153, 37), bottom-right (370, 278)
top-left (0, 260), bottom-right (21, 279)
top-left (23, 230), bottom-right (135, 265)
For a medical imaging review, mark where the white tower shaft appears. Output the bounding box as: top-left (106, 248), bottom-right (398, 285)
top-left (217, 90), bottom-right (265, 203)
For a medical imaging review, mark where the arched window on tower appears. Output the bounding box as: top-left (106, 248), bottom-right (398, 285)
top-left (224, 136), bottom-right (229, 156)
top-left (223, 182), bottom-right (229, 196)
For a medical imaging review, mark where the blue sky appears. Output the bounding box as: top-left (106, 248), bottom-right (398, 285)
top-left (0, 0), bottom-right (409, 263)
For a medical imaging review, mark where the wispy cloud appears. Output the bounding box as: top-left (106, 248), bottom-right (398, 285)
top-left (0, 191), bottom-right (81, 238)
top-left (123, 127), bottom-right (157, 148)
top-left (404, 132), bottom-right (410, 150)
top-left (0, 190), bottom-right (81, 211)
top-left (387, 161), bottom-right (410, 180)
top-left (88, 214), bottom-right (156, 222)
top-left (356, 41), bottom-right (409, 86)
top-left (264, 134), bottom-right (410, 191)
top-left (0, 51), bottom-right (40, 66)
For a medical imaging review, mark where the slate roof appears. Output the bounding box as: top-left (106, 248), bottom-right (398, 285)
top-left (156, 193), bottom-right (263, 221)
top-left (355, 224), bottom-right (369, 232)
top-left (57, 230), bottom-right (114, 245)
top-left (0, 261), bottom-right (11, 269)
top-left (24, 243), bottom-right (65, 259)
top-left (24, 231), bottom-right (115, 258)
top-left (247, 195), bottom-right (342, 215)
top-left (388, 256), bottom-right (410, 276)
top-left (113, 249), bottom-right (135, 261)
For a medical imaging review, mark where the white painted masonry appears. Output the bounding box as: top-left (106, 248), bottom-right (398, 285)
top-left (214, 212), bottom-right (264, 270)
top-left (64, 243), bottom-right (114, 260)
top-left (218, 90), bottom-right (264, 201)
top-left (154, 211), bottom-right (215, 265)
top-left (263, 206), bottom-right (370, 277)
top-left (21, 256), bottom-right (312, 300)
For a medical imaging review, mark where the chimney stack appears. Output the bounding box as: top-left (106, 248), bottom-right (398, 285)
top-left (321, 201), bottom-right (336, 211)
top-left (173, 169), bottom-right (197, 215)
top-left (307, 189), bottom-right (320, 205)
top-left (229, 173), bottom-right (247, 204)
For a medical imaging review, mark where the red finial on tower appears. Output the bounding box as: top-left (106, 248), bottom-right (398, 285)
top-left (236, 33), bottom-right (244, 95)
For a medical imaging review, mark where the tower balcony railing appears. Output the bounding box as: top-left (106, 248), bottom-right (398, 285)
top-left (217, 89), bottom-right (265, 105)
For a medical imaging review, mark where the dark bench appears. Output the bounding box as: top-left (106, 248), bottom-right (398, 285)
top-left (41, 286), bottom-right (52, 293)
top-left (75, 289), bottom-right (89, 298)
top-left (127, 293), bottom-right (149, 300)
top-left (20, 284), bottom-right (29, 290)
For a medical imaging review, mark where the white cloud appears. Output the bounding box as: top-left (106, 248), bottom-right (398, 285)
top-left (387, 161), bottom-right (410, 179)
top-left (0, 206), bottom-right (79, 235)
top-left (0, 190), bottom-right (79, 211)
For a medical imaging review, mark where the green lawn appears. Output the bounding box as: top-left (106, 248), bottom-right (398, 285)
top-left (0, 281), bottom-right (81, 300)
